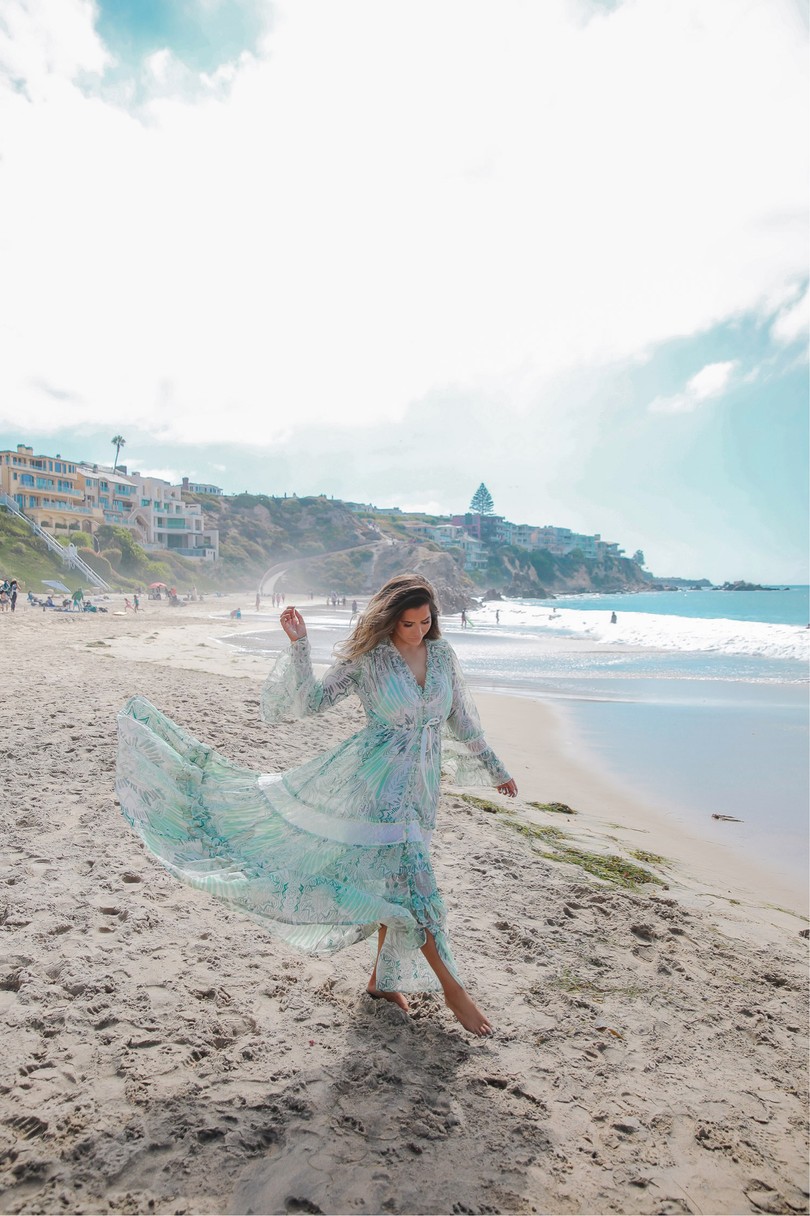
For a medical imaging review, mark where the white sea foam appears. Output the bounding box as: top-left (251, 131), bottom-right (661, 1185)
top-left (474, 602), bottom-right (810, 663)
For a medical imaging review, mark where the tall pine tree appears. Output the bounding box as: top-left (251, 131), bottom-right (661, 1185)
top-left (469, 482), bottom-right (494, 515)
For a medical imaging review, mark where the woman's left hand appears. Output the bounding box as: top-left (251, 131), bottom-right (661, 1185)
top-left (496, 778), bottom-right (518, 797)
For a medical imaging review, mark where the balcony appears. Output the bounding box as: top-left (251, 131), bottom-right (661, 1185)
top-left (34, 501), bottom-right (96, 515)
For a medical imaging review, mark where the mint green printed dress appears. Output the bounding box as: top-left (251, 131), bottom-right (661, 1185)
top-left (116, 636), bottom-right (510, 993)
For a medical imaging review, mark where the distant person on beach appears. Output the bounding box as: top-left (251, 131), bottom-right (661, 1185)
top-left (255, 593), bottom-right (261, 612)
top-left (72, 588), bottom-right (83, 611)
top-left (460, 609), bottom-right (467, 628)
top-left (117, 573), bottom-right (516, 1036)
top-left (495, 610), bottom-right (500, 624)
top-left (610, 611), bottom-right (617, 624)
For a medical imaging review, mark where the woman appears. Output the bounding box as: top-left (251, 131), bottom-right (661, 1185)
top-left (117, 574), bottom-right (516, 1036)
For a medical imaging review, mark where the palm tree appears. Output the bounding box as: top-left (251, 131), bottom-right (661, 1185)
top-left (111, 435), bottom-right (126, 472)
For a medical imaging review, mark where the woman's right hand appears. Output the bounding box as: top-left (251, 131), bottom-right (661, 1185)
top-left (280, 607), bottom-right (307, 642)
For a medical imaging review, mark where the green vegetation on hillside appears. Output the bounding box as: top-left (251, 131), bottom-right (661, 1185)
top-left (189, 493), bottom-right (379, 590)
top-left (0, 512), bottom-right (81, 591)
top-left (2, 487), bottom-right (651, 603)
top-left (0, 512), bottom-right (224, 594)
top-left (471, 543), bottom-right (648, 596)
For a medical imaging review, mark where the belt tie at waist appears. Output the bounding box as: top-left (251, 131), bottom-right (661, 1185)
top-left (419, 717), bottom-right (442, 786)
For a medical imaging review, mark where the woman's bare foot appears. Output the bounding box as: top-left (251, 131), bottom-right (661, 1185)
top-left (367, 972), bottom-right (409, 1012)
top-left (443, 984), bottom-right (493, 1036)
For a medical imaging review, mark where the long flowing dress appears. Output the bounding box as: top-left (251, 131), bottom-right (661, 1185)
top-left (116, 635), bottom-right (510, 992)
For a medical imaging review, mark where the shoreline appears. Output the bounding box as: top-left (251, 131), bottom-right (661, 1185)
top-left (473, 691), bottom-right (808, 934)
top-left (91, 594), bottom-right (808, 929)
top-left (225, 606), bottom-right (810, 925)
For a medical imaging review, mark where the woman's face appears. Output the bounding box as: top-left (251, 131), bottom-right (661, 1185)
top-left (392, 602), bottom-right (432, 648)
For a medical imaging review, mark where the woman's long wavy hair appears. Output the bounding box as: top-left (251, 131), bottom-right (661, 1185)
top-left (335, 573), bottom-right (442, 661)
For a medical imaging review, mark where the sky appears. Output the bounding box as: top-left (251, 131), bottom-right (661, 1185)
top-left (0, 0), bottom-right (807, 583)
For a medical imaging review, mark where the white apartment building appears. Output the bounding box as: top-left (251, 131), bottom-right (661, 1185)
top-left (79, 464), bottom-right (138, 527)
top-left (79, 464), bottom-right (219, 560)
top-left (401, 521), bottom-right (488, 571)
top-left (181, 477), bottom-right (223, 496)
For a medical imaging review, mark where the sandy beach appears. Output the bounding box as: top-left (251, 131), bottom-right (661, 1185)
top-left (1, 596), bottom-right (807, 1216)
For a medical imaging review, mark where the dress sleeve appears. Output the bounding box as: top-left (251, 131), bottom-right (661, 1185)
top-left (442, 643), bottom-right (511, 786)
top-left (260, 638), bottom-right (358, 723)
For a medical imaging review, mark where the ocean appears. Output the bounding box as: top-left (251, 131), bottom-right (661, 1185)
top-left (224, 586), bottom-right (809, 896)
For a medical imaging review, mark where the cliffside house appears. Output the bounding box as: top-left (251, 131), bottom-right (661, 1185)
top-left (0, 444), bottom-right (219, 561)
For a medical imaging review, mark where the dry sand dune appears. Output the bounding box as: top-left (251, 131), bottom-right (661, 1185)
top-left (0, 602), bottom-right (807, 1215)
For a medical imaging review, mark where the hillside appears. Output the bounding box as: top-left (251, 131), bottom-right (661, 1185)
top-left (191, 493), bottom-right (379, 587)
top-left (0, 513), bottom-right (228, 596)
top-left (189, 494), bottom-right (476, 611)
top-left (471, 543), bottom-right (651, 597)
top-left (2, 494), bottom-right (661, 608)
top-left (0, 512), bottom-right (84, 592)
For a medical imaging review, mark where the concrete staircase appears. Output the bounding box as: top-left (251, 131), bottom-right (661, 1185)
top-left (0, 493), bottom-right (111, 591)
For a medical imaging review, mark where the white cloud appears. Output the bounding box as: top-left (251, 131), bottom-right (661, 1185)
top-left (0, 0), bottom-right (806, 445)
top-left (0, 0), bottom-right (109, 94)
top-left (648, 360), bottom-right (738, 413)
top-left (771, 287), bottom-right (809, 347)
top-left (687, 362), bottom-right (738, 401)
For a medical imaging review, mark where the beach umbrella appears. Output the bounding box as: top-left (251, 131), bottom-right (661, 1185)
top-left (43, 580), bottom-right (71, 594)
top-left (148, 582), bottom-right (167, 589)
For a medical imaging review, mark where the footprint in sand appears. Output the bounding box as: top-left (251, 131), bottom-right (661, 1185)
top-left (6, 1114), bottom-right (48, 1140)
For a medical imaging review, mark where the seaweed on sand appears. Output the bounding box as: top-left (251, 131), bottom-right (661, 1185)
top-left (459, 794), bottom-right (504, 814)
top-left (458, 794), bottom-right (665, 889)
top-left (527, 801), bottom-right (577, 815)
top-left (502, 815), bottom-right (665, 890)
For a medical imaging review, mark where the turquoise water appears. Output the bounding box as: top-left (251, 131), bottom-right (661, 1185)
top-left (536, 585), bottom-right (810, 627)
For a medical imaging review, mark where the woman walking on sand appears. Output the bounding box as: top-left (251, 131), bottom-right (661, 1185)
top-left (117, 573), bottom-right (516, 1035)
